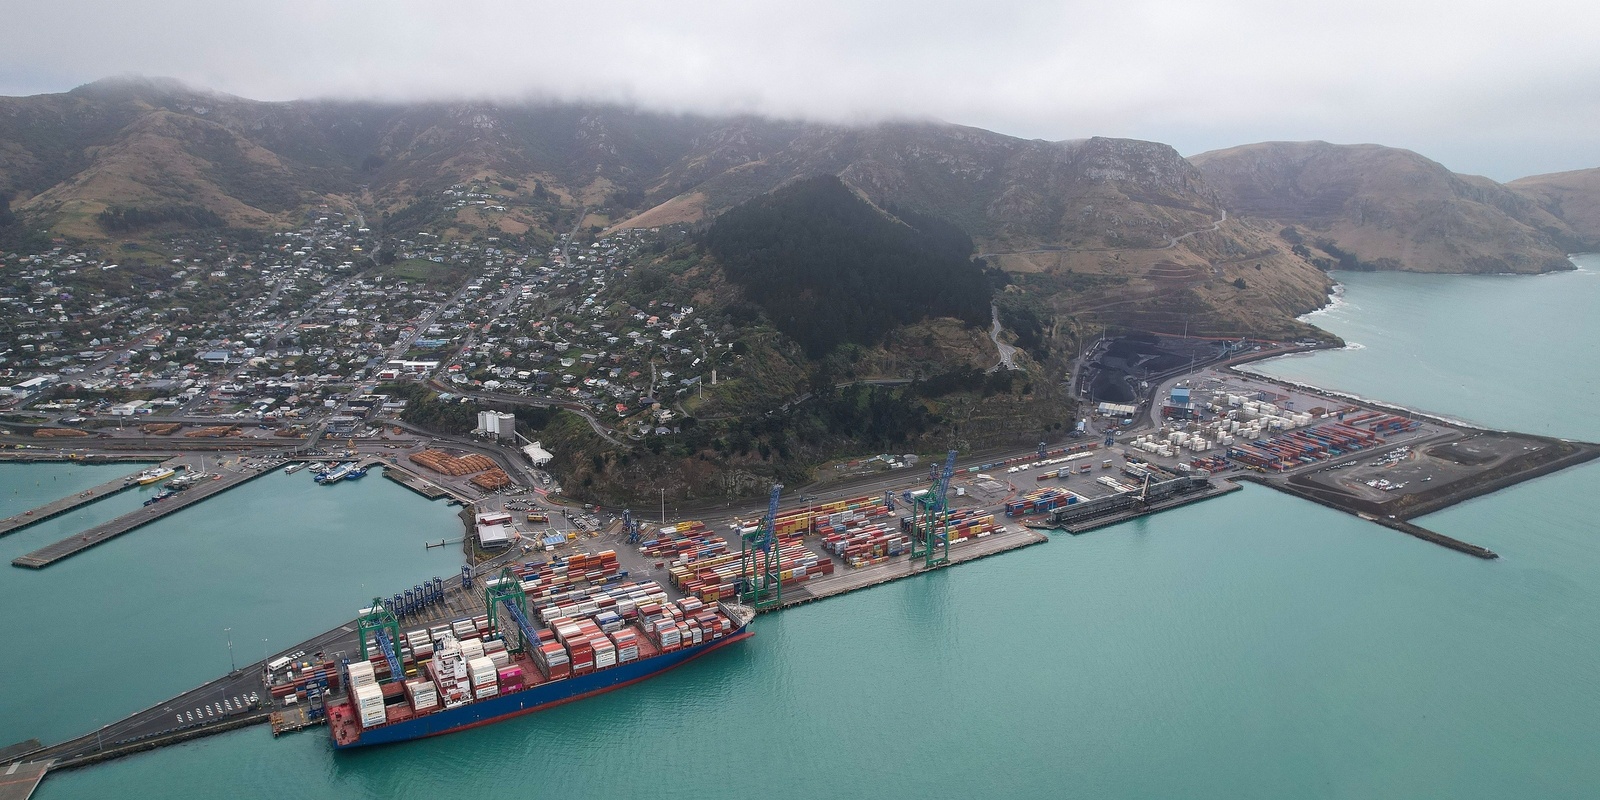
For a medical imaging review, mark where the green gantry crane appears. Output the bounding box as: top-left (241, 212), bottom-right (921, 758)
top-left (739, 483), bottom-right (784, 610)
top-left (910, 450), bottom-right (958, 568)
top-left (485, 567), bottom-right (531, 653)
top-left (356, 598), bottom-right (403, 680)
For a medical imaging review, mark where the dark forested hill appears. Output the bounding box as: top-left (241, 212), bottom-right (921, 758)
top-left (703, 176), bottom-right (992, 357)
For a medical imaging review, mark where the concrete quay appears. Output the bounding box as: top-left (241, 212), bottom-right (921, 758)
top-left (11, 457), bottom-right (283, 569)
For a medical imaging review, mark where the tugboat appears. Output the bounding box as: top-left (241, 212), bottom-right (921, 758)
top-left (143, 488), bottom-right (179, 506)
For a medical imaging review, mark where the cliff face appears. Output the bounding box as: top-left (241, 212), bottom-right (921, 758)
top-left (1508, 167), bottom-right (1600, 249)
top-left (1191, 141), bottom-right (1579, 274)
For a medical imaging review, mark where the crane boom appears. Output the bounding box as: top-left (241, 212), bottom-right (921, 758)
top-left (739, 483), bottom-right (784, 609)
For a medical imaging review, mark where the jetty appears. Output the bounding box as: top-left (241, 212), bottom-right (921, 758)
top-left (0, 461), bottom-right (168, 538)
top-left (11, 457), bottom-right (283, 569)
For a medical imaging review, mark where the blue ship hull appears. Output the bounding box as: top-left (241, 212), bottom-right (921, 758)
top-left (333, 625), bottom-right (751, 748)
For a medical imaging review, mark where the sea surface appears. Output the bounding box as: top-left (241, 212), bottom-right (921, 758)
top-left (15, 257), bottom-right (1600, 798)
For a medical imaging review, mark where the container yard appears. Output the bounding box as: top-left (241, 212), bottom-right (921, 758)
top-left (1100, 365), bottom-right (1600, 557)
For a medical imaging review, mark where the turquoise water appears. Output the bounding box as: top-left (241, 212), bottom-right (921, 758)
top-left (1251, 260), bottom-right (1600, 439)
top-left (0, 466), bottom-right (461, 744)
top-left (23, 259), bottom-right (1600, 798)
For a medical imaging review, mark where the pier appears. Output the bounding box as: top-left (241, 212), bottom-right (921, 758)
top-left (380, 462), bottom-right (457, 501)
top-left (777, 526), bottom-right (1047, 609)
top-left (11, 457), bottom-right (284, 569)
top-left (0, 760), bottom-right (52, 800)
top-left (1054, 479), bottom-right (1242, 534)
top-left (0, 461), bottom-right (166, 538)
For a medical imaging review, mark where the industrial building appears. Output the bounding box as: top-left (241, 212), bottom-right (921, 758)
top-left (477, 411), bottom-right (515, 439)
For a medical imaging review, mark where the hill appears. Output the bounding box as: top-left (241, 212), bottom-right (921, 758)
top-left (1190, 141), bottom-right (1579, 274)
top-left (702, 176), bottom-right (992, 358)
top-left (1508, 167), bottom-right (1600, 246)
top-left (0, 78), bottom-right (1336, 338)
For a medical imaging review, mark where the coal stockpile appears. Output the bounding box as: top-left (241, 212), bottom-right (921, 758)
top-left (1084, 334), bottom-right (1228, 403)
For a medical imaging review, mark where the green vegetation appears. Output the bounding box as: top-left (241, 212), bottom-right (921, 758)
top-left (383, 382), bottom-right (478, 435)
top-left (0, 195), bottom-right (50, 251)
top-left (1309, 238), bottom-right (1402, 272)
top-left (704, 175), bottom-right (992, 358)
top-left (380, 198), bottom-right (450, 236)
top-left (379, 258), bottom-right (466, 289)
top-left (95, 204), bottom-right (225, 233)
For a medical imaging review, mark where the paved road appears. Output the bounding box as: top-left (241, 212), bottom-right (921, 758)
top-left (440, 383), bottom-right (628, 447)
top-left (988, 304), bottom-right (1020, 372)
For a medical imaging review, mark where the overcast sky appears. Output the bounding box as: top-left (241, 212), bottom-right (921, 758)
top-left (4, 0), bottom-right (1596, 181)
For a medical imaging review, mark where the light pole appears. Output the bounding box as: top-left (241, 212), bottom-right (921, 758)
top-left (660, 488), bottom-right (665, 524)
top-left (225, 627), bottom-right (236, 673)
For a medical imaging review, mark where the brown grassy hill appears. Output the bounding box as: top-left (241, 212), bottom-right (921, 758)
top-left (0, 78), bottom-right (1334, 339)
top-left (1191, 141), bottom-right (1579, 274)
top-left (1508, 167), bottom-right (1600, 246)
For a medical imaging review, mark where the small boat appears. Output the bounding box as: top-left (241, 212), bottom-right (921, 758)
top-left (144, 488), bottom-right (179, 506)
top-left (345, 466), bottom-right (369, 480)
top-left (284, 462), bottom-right (308, 475)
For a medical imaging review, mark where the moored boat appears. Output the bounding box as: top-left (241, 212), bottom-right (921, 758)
top-left (132, 467), bottom-right (177, 485)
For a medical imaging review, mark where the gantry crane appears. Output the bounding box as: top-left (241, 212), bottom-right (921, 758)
top-left (485, 567), bottom-right (535, 654)
top-left (623, 509), bottom-right (642, 544)
top-left (910, 450), bottom-right (958, 568)
top-left (739, 484), bottom-right (784, 610)
top-left (356, 598), bottom-right (403, 681)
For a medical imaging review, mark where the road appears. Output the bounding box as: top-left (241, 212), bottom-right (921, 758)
top-left (988, 304), bottom-right (1020, 372)
top-left (433, 383), bottom-right (628, 447)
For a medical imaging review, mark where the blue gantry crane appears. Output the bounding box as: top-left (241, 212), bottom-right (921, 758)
top-left (623, 509), bottom-right (642, 544)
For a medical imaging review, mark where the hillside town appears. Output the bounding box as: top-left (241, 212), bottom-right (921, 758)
top-left (0, 198), bottom-right (731, 448)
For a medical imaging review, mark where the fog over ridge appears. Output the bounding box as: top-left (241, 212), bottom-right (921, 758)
top-left (4, 0), bottom-right (1598, 181)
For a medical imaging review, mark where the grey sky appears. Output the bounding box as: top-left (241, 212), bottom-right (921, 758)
top-left (5, 0), bottom-right (1596, 181)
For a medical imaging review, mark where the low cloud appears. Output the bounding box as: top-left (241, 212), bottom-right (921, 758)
top-left (4, 0), bottom-right (1596, 180)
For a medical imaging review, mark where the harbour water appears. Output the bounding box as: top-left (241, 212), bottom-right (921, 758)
top-left (0, 466), bottom-right (461, 745)
top-left (17, 258), bottom-right (1600, 798)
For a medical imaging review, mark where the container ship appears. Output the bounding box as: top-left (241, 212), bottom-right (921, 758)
top-left (324, 554), bottom-right (754, 749)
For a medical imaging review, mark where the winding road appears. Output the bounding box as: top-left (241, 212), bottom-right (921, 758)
top-left (989, 304), bottom-right (1021, 372)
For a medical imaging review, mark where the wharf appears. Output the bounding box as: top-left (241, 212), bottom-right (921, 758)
top-left (380, 461), bottom-right (458, 501)
top-left (1059, 479), bottom-right (1243, 535)
top-left (0, 761), bottom-right (52, 800)
top-left (12, 457), bottom-right (284, 569)
top-left (270, 706), bottom-right (324, 737)
top-left (776, 526), bottom-right (1048, 609)
top-left (0, 460), bottom-right (171, 538)
top-left (19, 558), bottom-right (497, 771)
